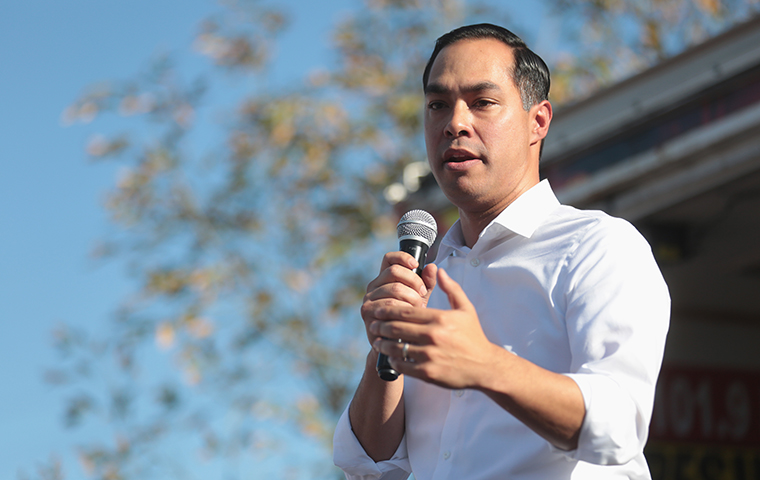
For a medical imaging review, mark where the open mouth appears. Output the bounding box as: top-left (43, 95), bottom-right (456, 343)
top-left (444, 150), bottom-right (481, 170)
top-left (447, 153), bottom-right (476, 162)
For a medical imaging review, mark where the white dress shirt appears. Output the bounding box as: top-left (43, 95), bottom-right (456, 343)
top-left (334, 180), bottom-right (670, 479)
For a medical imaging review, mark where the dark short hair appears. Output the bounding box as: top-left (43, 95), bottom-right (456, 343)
top-left (422, 23), bottom-right (550, 111)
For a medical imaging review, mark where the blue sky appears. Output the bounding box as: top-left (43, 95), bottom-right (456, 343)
top-left (0, 2), bottom-right (217, 477)
top-left (0, 1), bottom-right (357, 477)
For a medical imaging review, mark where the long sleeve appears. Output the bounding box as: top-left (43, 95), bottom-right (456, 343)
top-left (333, 402), bottom-right (412, 480)
top-left (560, 217), bottom-right (670, 465)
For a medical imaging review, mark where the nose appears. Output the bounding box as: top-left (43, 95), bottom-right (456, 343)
top-left (444, 102), bottom-right (473, 138)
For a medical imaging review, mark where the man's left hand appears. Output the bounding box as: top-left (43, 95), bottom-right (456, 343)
top-left (370, 267), bottom-right (500, 390)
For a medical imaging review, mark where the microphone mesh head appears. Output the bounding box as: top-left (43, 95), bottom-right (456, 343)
top-left (397, 209), bottom-right (437, 247)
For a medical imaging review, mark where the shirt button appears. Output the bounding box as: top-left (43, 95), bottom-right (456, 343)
top-left (443, 451), bottom-right (451, 460)
top-left (455, 390), bottom-right (464, 397)
top-left (470, 258), bottom-right (480, 267)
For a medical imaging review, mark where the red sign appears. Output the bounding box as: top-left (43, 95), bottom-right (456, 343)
top-left (649, 365), bottom-right (760, 445)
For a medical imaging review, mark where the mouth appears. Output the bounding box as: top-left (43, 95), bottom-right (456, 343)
top-left (443, 149), bottom-right (482, 171)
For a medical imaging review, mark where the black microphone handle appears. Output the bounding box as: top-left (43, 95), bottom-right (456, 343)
top-left (376, 239), bottom-right (430, 381)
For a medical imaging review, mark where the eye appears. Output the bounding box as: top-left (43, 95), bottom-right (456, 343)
top-left (473, 99), bottom-right (496, 109)
top-left (427, 100), bottom-right (447, 111)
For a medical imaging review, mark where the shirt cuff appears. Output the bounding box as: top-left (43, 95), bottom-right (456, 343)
top-left (333, 403), bottom-right (411, 480)
top-left (559, 373), bottom-right (648, 465)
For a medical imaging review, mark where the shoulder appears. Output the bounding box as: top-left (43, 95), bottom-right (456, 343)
top-left (544, 205), bottom-right (655, 266)
top-left (552, 205), bottom-right (645, 242)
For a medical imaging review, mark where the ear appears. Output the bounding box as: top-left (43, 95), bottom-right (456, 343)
top-left (529, 100), bottom-right (552, 146)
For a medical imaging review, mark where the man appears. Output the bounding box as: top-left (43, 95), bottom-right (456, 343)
top-left (334, 23), bottom-right (670, 479)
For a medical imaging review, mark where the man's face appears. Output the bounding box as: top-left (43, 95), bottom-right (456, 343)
top-left (424, 38), bottom-right (543, 214)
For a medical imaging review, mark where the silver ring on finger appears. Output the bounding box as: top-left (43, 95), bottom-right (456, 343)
top-left (402, 342), bottom-right (410, 362)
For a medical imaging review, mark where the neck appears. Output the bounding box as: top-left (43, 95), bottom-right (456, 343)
top-left (457, 178), bottom-right (540, 248)
top-left (458, 207), bottom-right (502, 248)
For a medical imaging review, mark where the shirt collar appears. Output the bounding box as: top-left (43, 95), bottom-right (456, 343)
top-left (437, 180), bottom-right (560, 257)
top-left (490, 179), bottom-right (560, 238)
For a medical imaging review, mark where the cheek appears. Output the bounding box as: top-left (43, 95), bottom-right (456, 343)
top-left (424, 128), bottom-right (437, 155)
top-left (480, 116), bottom-right (528, 152)
top-left (423, 117), bottom-right (438, 142)
top-left (479, 123), bottom-right (512, 152)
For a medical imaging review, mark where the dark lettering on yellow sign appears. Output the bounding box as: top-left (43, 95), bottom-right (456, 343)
top-left (645, 443), bottom-right (760, 480)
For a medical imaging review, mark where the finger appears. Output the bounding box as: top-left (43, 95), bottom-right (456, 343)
top-left (373, 337), bottom-right (422, 363)
top-left (370, 317), bottom-right (429, 344)
top-left (362, 298), bottom-right (414, 330)
top-left (364, 273), bottom-right (427, 306)
top-left (437, 268), bottom-right (475, 312)
top-left (387, 345), bottom-right (429, 377)
top-left (388, 355), bottom-right (417, 377)
top-left (364, 282), bottom-right (426, 308)
top-left (378, 251), bottom-right (420, 274)
top-left (367, 260), bottom-right (428, 297)
top-left (372, 337), bottom-right (398, 359)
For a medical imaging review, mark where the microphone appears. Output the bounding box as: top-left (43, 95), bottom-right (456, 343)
top-left (376, 209), bottom-right (438, 381)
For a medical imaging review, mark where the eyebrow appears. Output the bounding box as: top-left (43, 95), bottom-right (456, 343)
top-left (424, 81), bottom-right (503, 96)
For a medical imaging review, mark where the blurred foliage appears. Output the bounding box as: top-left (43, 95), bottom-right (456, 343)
top-left (547, 0), bottom-right (760, 103)
top-left (35, 0), bottom-right (758, 479)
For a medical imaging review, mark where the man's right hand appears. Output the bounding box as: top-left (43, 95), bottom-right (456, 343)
top-left (347, 251), bottom-right (437, 462)
top-left (360, 251), bottom-right (438, 347)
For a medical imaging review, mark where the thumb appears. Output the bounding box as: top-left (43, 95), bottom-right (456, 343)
top-left (437, 268), bottom-right (474, 312)
top-left (420, 263), bottom-right (438, 303)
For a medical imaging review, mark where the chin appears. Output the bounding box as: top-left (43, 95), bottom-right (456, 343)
top-left (440, 185), bottom-right (487, 209)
